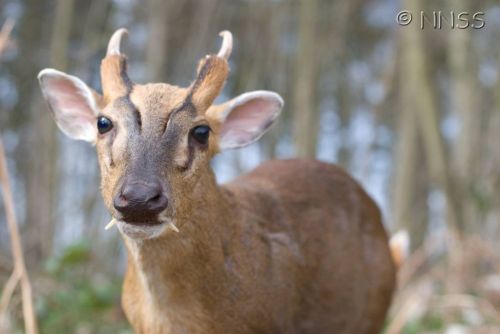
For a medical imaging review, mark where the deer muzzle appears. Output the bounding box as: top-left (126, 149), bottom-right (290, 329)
top-left (113, 177), bottom-right (168, 223)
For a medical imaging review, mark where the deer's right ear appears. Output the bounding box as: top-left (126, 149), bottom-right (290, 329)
top-left (38, 69), bottom-right (101, 143)
top-left (206, 91), bottom-right (283, 151)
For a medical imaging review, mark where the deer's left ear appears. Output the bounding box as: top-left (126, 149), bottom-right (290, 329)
top-left (207, 91), bottom-right (283, 150)
top-left (38, 68), bottom-right (101, 143)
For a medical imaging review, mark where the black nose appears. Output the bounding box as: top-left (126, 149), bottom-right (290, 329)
top-left (113, 179), bottom-right (168, 220)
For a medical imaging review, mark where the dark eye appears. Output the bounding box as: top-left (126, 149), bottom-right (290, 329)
top-left (97, 116), bottom-right (113, 134)
top-left (191, 125), bottom-right (210, 146)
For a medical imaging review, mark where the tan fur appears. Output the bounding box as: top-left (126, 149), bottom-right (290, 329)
top-left (92, 81), bottom-right (397, 333)
top-left (205, 101), bottom-right (231, 153)
top-left (117, 159), bottom-right (396, 334)
top-left (191, 56), bottom-right (229, 111)
top-left (78, 40), bottom-right (396, 333)
top-left (100, 55), bottom-right (131, 101)
top-left (389, 231), bottom-right (409, 268)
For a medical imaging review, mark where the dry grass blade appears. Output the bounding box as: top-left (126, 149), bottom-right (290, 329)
top-left (0, 19), bottom-right (39, 334)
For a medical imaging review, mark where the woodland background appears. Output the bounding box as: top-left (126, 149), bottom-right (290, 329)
top-left (0, 0), bottom-right (500, 333)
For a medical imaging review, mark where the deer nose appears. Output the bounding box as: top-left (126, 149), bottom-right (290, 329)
top-left (113, 180), bottom-right (168, 219)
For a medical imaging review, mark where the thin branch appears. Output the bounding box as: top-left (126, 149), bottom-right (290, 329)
top-left (0, 141), bottom-right (39, 334)
top-left (0, 19), bottom-right (14, 55)
top-left (0, 19), bottom-right (39, 334)
top-left (0, 269), bottom-right (20, 316)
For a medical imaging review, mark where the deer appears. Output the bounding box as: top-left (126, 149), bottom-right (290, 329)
top-left (37, 29), bottom-right (406, 334)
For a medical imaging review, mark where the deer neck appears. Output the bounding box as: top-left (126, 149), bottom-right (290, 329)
top-left (122, 170), bottom-right (233, 326)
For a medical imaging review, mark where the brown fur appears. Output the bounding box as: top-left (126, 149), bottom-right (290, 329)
top-left (89, 46), bottom-right (395, 333)
top-left (191, 56), bottom-right (229, 111)
top-left (100, 55), bottom-right (132, 101)
top-left (118, 159), bottom-right (396, 333)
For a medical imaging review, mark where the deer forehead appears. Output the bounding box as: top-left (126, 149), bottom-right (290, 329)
top-left (117, 83), bottom-right (189, 131)
top-left (128, 83), bottom-right (188, 119)
top-left (104, 83), bottom-right (201, 138)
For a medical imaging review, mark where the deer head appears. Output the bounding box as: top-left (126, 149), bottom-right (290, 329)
top-left (38, 29), bottom-right (283, 240)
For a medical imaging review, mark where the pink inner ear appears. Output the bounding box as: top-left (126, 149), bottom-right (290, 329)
top-left (220, 98), bottom-right (278, 148)
top-left (48, 77), bottom-right (93, 118)
top-left (41, 72), bottom-right (97, 141)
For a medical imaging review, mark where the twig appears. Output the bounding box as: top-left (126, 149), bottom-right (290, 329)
top-left (0, 19), bottom-right (39, 334)
top-left (0, 19), bottom-right (14, 55)
top-left (0, 269), bottom-right (21, 315)
top-left (0, 141), bottom-right (39, 334)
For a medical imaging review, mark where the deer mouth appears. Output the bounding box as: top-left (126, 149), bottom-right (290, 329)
top-left (107, 215), bottom-right (179, 239)
top-left (122, 220), bottom-right (163, 226)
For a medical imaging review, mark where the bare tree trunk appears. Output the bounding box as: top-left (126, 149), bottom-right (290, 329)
top-left (486, 47), bottom-right (500, 242)
top-left (50, 0), bottom-right (75, 69)
top-left (258, 1), bottom-right (288, 160)
top-left (448, 0), bottom-right (479, 233)
top-left (25, 0), bottom-right (74, 263)
top-left (292, 0), bottom-right (318, 158)
top-left (145, 0), bottom-right (170, 82)
top-left (392, 79), bottom-right (419, 228)
top-left (402, 0), bottom-right (465, 292)
top-left (79, 0), bottom-right (111, 70)
top-left (325, 0), bottom-right (356, 166)
top-left (392, 42), bottom-right (433, 247)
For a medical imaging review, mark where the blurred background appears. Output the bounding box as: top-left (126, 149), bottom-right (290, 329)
top-left (0, 0), bottom-right (499, 333)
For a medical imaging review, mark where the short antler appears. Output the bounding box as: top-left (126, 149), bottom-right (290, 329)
top-left (101, 28), bottom-right (133, 101)
top-left (189, 31), bottom-right (233, 112)
top-left (107, 28), bottom-right (128, 56)
top-left (217, 30), bottom-right (232, 60)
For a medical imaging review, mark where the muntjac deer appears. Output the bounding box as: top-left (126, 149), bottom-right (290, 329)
top-left (38, 29), bottom-right (404, 333)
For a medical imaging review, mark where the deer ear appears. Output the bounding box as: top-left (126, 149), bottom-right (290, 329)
top-left (208, 91), bottom-right (283, 150)
top-left (38, 69), bottom-right (100, 143)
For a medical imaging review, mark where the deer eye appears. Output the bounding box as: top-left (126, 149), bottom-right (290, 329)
top-left (97, 116), bottom-right (113, 134)
top-left (191, 125), bottom-right (210, 146)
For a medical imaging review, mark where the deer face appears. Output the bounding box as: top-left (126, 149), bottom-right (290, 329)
top-left (38, 29), bottom-right (283, 240)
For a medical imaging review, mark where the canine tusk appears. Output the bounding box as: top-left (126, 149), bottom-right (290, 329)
top-left (105, 218), bottom-right (117, 230)
top-left (168, 222), bottom-right (180, 233)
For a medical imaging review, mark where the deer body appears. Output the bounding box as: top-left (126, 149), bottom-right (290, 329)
top-left (122, 159), bottom-right (395, 334)
top-left (38, 29), bottom-right (396, 334)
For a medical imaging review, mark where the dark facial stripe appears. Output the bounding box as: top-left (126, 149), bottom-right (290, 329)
top-left (119, 58), bottom-right (134, 93)
top-left (108, 133), bottom-right (116, 168)
top-left (114, 95), bottom-right (142, 132)
top-left (183, 133), bottom-right (197, 171)
top-left (162, 98), bottom-right (197, 134)
top-left (189, 57), bottom-right (215, 97)
top-left (118, 58), bottom-right (138, 129)
top-left (133, 108), bottom-right (142, 131)
top-left (164, 122), bottom-right (181, 157)
top-left (159, 58), bottom-right (213, 129)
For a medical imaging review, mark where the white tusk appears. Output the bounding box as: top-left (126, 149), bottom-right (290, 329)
top-left (105, 218), bottom-right (118, 230)
top-left (168, 222), bottom-right (180, 233)
top-left (217, 30), bottom-right (233, 60)
top-left (107, 28), bottom-right (128, 56)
